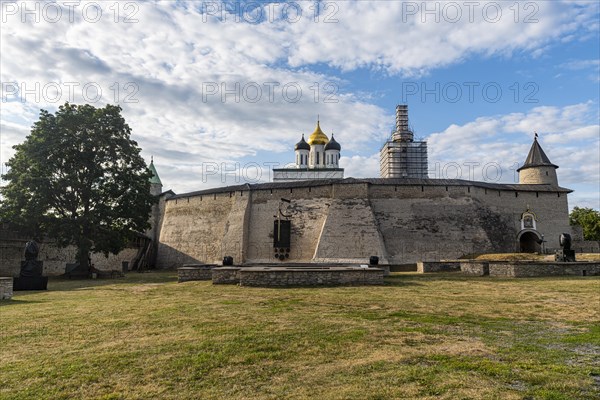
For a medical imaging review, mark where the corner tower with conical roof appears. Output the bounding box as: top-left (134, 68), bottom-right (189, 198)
top-left (517, 135), bottom-right (559, 186)
top-left (149, 157), bottom-right (163, 196)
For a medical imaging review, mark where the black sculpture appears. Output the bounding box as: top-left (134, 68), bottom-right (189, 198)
top-left (13, 239), bottom-right (48, 291)
top-left (555, 233), bottom-right (576, 262)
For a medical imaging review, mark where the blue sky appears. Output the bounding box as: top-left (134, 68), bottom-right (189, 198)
top-left (1, 0), bottom-right (599, 208)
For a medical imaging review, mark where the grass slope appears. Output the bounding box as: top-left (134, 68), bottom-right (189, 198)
top-left (1, 272), bottom-right (599, 400)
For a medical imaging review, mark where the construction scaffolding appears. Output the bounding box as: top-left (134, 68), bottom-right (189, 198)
top-left (380, 105), bottom-right (428, 178)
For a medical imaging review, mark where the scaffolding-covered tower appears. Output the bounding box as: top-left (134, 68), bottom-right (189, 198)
top-left (380, 105), bottom-right (428, 178)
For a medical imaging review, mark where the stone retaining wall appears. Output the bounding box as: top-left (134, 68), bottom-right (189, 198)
top-left (0, 236), bottom-right (139, 277)
top-left (417, 261), bottom-right (462, 273)
top-left (368, 264), bottom-right (390, 276)
top-left (212, 267), bottom-right (241, 284)
top-left (460, 261), bottom-right (490, 276)
top-left (390, 264), bottom-right (418, 272)
top-left (177, 264), bottom-right (216, 282)
top-left (238, 267), bottom-right (384, 287)
top-left (489, 262), bottom-right (600, 277)
top-left (0, 277), bottom-right (13, 300)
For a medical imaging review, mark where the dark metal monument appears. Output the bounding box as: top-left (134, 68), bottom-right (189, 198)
top-left (555, 233), bottom-right (576, 262)
top-left (222, 256), bottom-right (234, 266)
top-left (274, 198), bottom-right (292, 260)
top-left (13, 240), bottom-right (48, 291)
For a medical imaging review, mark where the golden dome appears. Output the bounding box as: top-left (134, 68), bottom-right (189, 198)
top-left (307, 120), bottom-right (329, 145)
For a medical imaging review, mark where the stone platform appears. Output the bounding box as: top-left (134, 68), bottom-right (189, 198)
top-left (460, 261), bottom-right (490, 276)
top-left (488, 261), bottom-right (600, 277)
top-left (233, 265), bottom-right (384, 287)
top-left (212, 267), bottom-right (241, 284)
top-left (417, 261), bottom-right (461, 273)
top-left (417, 259), bottom-right (600, 277)
top-left (177, 264), bottom-right (218, 282)
top-left (0, 277), bottom-right (13, 300)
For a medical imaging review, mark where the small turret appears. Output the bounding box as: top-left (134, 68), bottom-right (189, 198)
top-left (149, 157), bottom-right (163, 196)
top-left (294, 134), bottom-right (310, 168)
top-left (324, 134), bottom-right (341, 168)
top-left (517, 134), bottom-right (559, 186)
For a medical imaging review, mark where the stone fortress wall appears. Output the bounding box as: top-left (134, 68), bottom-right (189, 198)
top-left (0, 179), bottom-right (577, 274)
top-left (156, 179), bottom-right (572, 268)
top-left (0, 232), bottom-right (138, 277)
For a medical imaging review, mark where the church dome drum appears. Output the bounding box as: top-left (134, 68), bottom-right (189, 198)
top-left (324, 135), bottom-right (341, 151)
top-left (295, 135), bottom-right (310, 151)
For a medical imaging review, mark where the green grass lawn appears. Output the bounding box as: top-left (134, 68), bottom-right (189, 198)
top-left (1, 272), bottom-right (599, 400)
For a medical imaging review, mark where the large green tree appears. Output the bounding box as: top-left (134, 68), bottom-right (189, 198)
top-left (0, 103), bottom-right (155, 271)
top-left (569, 207), bottom-right (600, 241)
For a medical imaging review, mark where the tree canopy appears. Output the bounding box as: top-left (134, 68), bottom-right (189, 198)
top-left (0, 103), bottom-right (155, 270)
top-left (569, 207), bottom-right (600, 242)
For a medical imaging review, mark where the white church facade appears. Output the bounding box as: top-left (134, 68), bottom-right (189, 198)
top-left (272, 120), bottom-right (344, 182)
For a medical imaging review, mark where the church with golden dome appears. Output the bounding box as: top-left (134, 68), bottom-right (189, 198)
top-left (272, 120), bottom-right (344, 181)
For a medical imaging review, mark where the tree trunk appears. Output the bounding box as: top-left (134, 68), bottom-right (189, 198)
top-left (77, 223), bottom-right (92, 274)
top-left (77, 243), bottom-right (91, 273)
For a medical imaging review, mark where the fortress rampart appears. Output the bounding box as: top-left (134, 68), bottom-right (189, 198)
top-left (155, 178), bottom-right (572, 267)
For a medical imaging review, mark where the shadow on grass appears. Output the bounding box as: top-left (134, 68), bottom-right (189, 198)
top-left (383, 277), bottom-right (424, 287)
top-left (8, 271), bottom-right (178, 295)
top-left (0, 298), bottom-right (45, 307)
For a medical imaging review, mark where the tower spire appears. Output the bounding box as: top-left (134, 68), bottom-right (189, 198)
top-left (517, 135), bottom-right (559, 186)
top-left (392, 104), bottom-right (414, 142)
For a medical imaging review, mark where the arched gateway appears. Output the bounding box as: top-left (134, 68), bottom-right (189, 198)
top-left (518, 230), bottom-right (542, 253)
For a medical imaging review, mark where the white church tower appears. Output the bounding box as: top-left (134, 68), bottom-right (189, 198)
top-left (308, 120), bottom-right (328, 168)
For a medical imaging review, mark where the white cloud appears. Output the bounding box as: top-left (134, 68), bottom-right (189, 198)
top-left (428, 103), bottom-right (600, 207)
top-left (285, 1), bottom-right (598, 75)
top-left (560, 59), bottom-right (600, 70)
top-left (340, 154), bottom-right (381, 178)
top-left (0, 0), bottom-right (598, 202)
